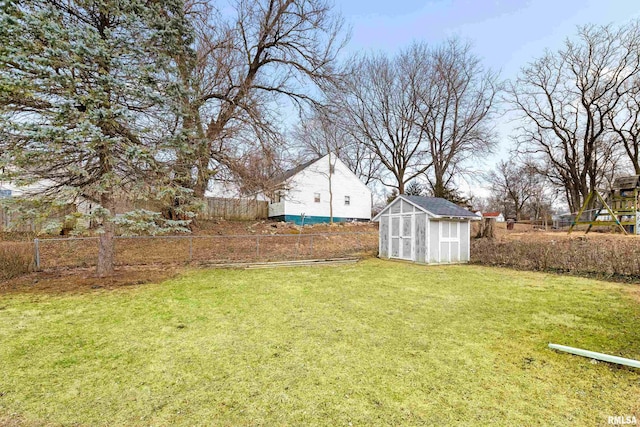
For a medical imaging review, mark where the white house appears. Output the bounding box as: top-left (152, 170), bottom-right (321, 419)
top-left (268, 153), bottom-right (372, 225)
top-left (373, 195), bottom-right (480, 264)
top-left (481, 212), bottom-right (505, 222)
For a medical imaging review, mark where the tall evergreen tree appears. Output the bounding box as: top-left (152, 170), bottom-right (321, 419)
top-left (0, 0), bottom-right (194, 276)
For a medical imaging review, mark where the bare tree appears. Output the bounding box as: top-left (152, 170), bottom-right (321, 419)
top-left (293, 109), bottom-right (343, 222)
top-left (510, 22), bottom-right (640, 213)
top-left (171, 0), bottom-right (347, 199)
top-left (486, 160), bottom-right (543, 220)
top-left (610, 75), bottom-right (640, 175)
top-left (335, 46), bottom-right (430, 193)
top-left (295, 106), bottom-right (381, 186)
top-left (416, 39), bottom-right (500, 198)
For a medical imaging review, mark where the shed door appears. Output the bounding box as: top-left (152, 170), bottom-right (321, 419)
top-left (390, 214), bottom-right (413, 260)
top-left (399, 215), bottom-right (412, 260)
top-left (391, 216), bottom-right (400, 258)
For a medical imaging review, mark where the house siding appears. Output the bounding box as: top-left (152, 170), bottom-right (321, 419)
top-left (269, 154), bottom-right (372, 222)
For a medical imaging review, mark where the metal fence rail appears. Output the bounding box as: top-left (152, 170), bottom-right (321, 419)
top-left (33, 232), bottom-right (378, 270)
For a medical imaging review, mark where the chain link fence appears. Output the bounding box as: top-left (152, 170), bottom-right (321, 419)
top-left (33, 232), bottom-right (379, 270)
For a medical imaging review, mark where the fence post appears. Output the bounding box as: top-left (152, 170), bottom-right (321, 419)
top-left (310, 235), bottom-right (314, 258)
top-left (256, 235), bottom-right (260, 260)
top-left (189, 236), bottom-right (193, 263)
top-left (34, 238), bottom-right (40, 270)
top-left (356, 233), bottom-right (362, 252)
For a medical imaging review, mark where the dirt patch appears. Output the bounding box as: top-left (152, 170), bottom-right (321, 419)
top-left (0, 220), bottom-right (378, 294)
top-left (0, 265), bottom-right (181, 295)
top-left (27, 221), bottom-right (378, 271)
top-left (0, 416), bottom-right (54, 427)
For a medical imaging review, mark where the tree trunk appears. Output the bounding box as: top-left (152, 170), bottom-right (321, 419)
top-left (193, 142), bottom-right (211, 199)
top-left (475, 218), bottom-right (495, 239)
top-left (97, 195), bottom-right (115, 277)
top-left (432, 173), bottom-right (446, 198)
top-left (328, 153), bottom-right (333, 224)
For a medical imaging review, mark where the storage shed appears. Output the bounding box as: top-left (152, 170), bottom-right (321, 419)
top-left (373, 195), bottom-right (480, 264)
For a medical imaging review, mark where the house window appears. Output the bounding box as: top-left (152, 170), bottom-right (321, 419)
top-left (344, 196), bottom-right (350, 206)
top-left (314, 193), bottom-right (321, 203)
top-left (271, 191), bottom-right (282, 204)
top-left (330, 164), bottom-right (335, 174)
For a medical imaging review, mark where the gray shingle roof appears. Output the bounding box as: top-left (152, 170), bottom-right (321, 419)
top-left (271, 157), bottom-right (321, 184)
top-left (401, 195), bottom-right (478, 218)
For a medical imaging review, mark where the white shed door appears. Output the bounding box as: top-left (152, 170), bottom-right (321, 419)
top-left (391, 216), bottom-right (400, 258)
top-left (390, 214), bottom-right (412, 260)
top-left (400, 215), bottom-right (412, 260)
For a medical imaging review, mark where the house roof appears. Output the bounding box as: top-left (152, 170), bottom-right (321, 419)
top-left (482, 212), bottom-right (503, 217)
top-left (268, 153), bottom-right (372, 195)
top-left (271, 157), bottom-right (322, 185)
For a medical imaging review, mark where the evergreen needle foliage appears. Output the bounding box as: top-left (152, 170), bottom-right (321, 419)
top-left (0, 0), bottom-right (196, 275)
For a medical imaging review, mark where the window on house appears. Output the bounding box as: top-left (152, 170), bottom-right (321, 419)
top-left (329, 164), bottom-right (335, 174)
top-left (314, 193), bottom-right (321, 203)
top-left (344, 196), bottom-right (350, 206)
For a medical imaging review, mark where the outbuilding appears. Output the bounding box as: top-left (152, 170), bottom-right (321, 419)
top-left (373, 195), bottom-right (480, 264)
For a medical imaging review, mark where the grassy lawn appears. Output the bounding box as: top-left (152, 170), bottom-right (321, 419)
top-left (1, 259), bottom-right (639, 426)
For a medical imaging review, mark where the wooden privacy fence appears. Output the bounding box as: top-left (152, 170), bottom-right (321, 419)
top-left (0, 197), bottom-right (269, 232)
top-left (201, 198), bottom-right (269, 220)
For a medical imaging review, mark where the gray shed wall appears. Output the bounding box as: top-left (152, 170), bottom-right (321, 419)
top-left (415, 213), bottom-right (426, 263)
top-left (429, 220), bottom-right (440, 263)
top-left (379, 216), bottom-right (389, 258)
top-left (376, 198), bottom-right (472, 264)
top-left (460, 221), bottom-right (469, 262)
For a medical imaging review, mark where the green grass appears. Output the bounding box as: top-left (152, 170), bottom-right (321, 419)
top-left (1, 259), bottom-right (639, 426)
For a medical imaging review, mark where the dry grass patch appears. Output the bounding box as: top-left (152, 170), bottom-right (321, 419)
top-left (0, 242), bottom-right (34, 280)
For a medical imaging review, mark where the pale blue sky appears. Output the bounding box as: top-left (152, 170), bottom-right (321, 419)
top-left (336, 0), bottom-right (640, 196)
top-left (339, 0), bottom-right (640, 79)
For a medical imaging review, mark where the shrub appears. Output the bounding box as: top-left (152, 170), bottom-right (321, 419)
top-left (0, 242), bottom-right (35, 280)
top-left (470, 237), bottom-right (640, 281)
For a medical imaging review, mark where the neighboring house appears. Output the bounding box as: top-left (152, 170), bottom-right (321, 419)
top-left (481, 212), bottom-right (505, 222)
top-left (268, 153), bottom-right (372, 225)
top-left (373, 195), bottom-right (480, 264)
top-left (0, 176), bottom-right (23, 198)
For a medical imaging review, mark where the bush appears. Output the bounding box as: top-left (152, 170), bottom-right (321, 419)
top-left (471, 237), bottom-right (640, 281)
top-left (0, 242), bottom-right (35, 280)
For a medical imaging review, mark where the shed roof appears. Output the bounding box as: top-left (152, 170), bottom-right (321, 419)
top-left (402, 195), bottom-right (478, 218)
top-left (374, 195), bottom-right (479, 220)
